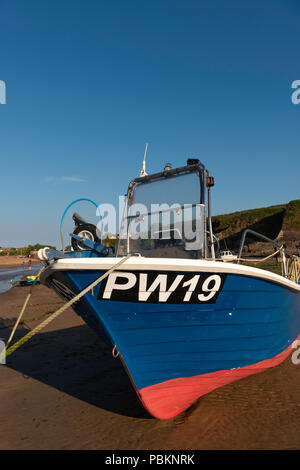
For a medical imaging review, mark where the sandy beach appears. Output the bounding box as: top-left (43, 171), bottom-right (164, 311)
top-left (0, 283), bottom-right (300, 450)
top-left (0, 256), bottom-right (40, 267)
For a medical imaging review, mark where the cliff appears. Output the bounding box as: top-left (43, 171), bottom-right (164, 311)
top-left (212, 200), bottom-right (300, 257)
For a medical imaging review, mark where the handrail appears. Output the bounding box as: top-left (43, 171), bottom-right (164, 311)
top-left (237, 228), bottom-right (288, 277)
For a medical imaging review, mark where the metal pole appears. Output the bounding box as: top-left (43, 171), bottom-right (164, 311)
top-left (293, 257), bottom-right (298, 283)
top-left (281, 248), bottom-right (288, 278)
top-left (207, 185), bottom-right (215, 259)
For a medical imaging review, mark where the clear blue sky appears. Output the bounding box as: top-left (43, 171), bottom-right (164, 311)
top-left (0, 0), bottom-right (299, 248)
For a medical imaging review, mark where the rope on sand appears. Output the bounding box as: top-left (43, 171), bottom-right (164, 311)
top-left (6, 264), bottom-right (46, 348)
top-left (0, 254), bottom-right (132, 362)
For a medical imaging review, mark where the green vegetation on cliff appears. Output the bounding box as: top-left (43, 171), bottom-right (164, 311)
top-left (212, 200), bottom-right (300, 239)
top-left (282, 200), bottom-right (300, 231)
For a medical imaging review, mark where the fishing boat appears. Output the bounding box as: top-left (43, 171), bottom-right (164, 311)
top-left (220, 250), bottom-right (238, 262)
top-left (38, 159), bottom-right (300, 419)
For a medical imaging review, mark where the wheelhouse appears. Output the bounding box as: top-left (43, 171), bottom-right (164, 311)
top-left (117, 159), bottom-right (216, 259)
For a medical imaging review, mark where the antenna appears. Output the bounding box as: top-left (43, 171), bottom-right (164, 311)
top-left (140, 143), bottom-right (148, 177)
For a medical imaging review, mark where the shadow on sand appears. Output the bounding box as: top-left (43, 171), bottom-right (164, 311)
top-left (2, 321), bottom-right (151, 420)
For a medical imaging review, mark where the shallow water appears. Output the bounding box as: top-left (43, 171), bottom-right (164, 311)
top-left (0, 264), bottom-right (42, 294)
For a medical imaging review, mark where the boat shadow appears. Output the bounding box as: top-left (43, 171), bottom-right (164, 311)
top-left (4, 322), bottom-right (151, 420)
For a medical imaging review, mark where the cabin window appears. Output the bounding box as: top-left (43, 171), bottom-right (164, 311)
top-left (117, 171), bottom-right (206, 259)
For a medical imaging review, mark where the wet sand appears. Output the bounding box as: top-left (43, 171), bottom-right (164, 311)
top-left (0, 284), bottom-right (300, 450)
top-left (0, 256), bottom-right (40, 267)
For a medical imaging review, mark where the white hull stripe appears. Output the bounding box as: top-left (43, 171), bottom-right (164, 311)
top-left (44, 257), bottom-right (300, 292)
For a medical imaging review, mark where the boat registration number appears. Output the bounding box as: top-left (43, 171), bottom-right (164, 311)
top-left (98, 271), bottom-right (226, 304)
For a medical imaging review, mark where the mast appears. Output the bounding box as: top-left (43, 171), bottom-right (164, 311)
top-left (140, 143), bottom-right (148, 177)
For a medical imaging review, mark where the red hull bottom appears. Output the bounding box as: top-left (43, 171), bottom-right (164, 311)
top-left (137, 337), bottom-right (300, 419)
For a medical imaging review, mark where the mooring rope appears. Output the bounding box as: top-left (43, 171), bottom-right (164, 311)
top-left (289, 255), bottom-right (300, 283)
top-left (6, 264), bottom-right (46, 348)
top-left (0, 254), bottom-right (132, 362)
top-left (213, 245), bottom-right (284, 264)
top-left (235, 245), bottom-right (284, 264)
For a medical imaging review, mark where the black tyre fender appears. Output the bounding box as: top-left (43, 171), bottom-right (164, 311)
top-left (71, 223), bottom-right (100, 251)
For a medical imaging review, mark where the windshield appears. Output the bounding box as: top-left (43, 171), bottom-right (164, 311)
top-left (117, 169), bottom-right (206, 259)
top-left (132, 172), bottom-right (202, 207)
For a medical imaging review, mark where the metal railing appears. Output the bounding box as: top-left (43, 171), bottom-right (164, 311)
top-left (237, 228), bottom-right (288, 278)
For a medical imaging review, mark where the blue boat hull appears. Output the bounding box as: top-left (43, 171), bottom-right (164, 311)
top-left (43, 265), bottom-right (300, 419)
